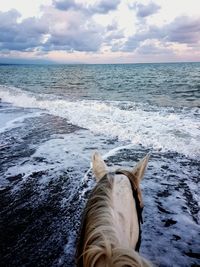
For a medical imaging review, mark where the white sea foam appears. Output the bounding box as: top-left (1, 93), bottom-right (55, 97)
top-left (4, 129), bottom-right (115, 184)
top-left (0, 112), bottom-right (43, 134)
top-left (0, 85), bottom-right (199, 158)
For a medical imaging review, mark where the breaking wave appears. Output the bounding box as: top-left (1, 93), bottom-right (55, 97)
top-left (0, 85), bottom-right (199, 158)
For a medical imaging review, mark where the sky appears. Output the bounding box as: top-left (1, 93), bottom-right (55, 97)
top-left (0, 0), bottom-right (200, 64)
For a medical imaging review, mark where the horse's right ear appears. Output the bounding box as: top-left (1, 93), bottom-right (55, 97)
top-left (92, 151), bottom-right (108, 182)
top-left (132, 154), bottom-right (150, 183)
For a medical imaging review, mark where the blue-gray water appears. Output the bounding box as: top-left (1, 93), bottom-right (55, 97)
top-left (0, 63), bottom-right (199, 267)
top-left (0, 63), bottom-right (200, 107)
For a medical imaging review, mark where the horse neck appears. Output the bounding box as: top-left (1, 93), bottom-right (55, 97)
top-left (77, 174), bottom-right (149, 267)
top-left (111, 173), bottom-right (140, 249)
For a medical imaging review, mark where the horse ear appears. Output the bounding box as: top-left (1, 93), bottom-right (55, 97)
top-left (92, 151), bottom-right (108, 182)
top-left (132, 154), bottom-right (150, 182)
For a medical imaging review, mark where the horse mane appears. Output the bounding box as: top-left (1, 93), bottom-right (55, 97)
top-left (76, 172), bottom-right (152, 267)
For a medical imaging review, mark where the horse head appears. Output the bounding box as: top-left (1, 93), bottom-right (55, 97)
top-left (77, 151), bottom-right (152, 267)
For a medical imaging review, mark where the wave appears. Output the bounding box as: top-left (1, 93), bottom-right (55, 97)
top-left (0, 85), bottom-right (199, 158)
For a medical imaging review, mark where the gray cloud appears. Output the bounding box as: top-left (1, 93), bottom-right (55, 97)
top-left (133, 1), bottom-right (160, 18)
top-left (44, 25), bottom-right (103, 52)
top-left (0, 9), bottom-right (21, 26)
top-left (0, 10), bottom-right (48, 51)
top-left (121, 25), bottom-right (161, 52)
top-left (121, 38), bottom-right (140, 52)
top-left (136, 43), bottom-right (174, 56)
top-left (53, 0), bottom-right (120, 14)
top-left (0, 8), bottom-right (104, 53)
top-left (107, 22), bottom-right (118, 32)
top-left (53, 0), bottom-right (78, 11)
top-left (105, 22), bottom-right (124, 44)
top-left (43, 8), bottom-right (104, 52)
top-left (90, 0), bottom-right (121, 14)
top-left (166, 16), bottom-right (200, 44)
top-left (122, 15), bottom-right (200, 52)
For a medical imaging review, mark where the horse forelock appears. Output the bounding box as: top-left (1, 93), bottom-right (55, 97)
top-left (76, 172), bottom-right (151, 267)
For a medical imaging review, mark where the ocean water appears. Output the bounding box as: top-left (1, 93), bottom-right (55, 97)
top-left (0, 63), bottom-right (199, 267)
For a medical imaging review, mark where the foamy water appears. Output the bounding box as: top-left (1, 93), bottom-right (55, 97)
top-left (0, 85), bottom-right (199, 158)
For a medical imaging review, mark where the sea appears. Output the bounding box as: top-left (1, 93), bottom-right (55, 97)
top-left (0, 63), bottom-right (199, 267)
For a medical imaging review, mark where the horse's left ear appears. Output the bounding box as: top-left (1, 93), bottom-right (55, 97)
top-left (132, 154), bottom-right (150, 182)
top-left (92, 151), bottom-right (108, 182)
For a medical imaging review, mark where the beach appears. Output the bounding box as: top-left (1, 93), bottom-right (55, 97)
top-left (0, 63), bottom-right (199, 266)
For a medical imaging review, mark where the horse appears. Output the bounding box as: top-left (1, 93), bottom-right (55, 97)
top-left (76, 151), bottom-right (152, 267)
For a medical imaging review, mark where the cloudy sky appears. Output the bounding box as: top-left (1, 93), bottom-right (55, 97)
top-left (0, 0), bottom-right (200, 64)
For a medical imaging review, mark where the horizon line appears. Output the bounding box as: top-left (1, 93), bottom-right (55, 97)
top-left (0, 61), bottom-right (200, 66)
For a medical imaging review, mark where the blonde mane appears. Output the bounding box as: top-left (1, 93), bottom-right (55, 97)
top-left (76, 173), bottom-right (151, 267)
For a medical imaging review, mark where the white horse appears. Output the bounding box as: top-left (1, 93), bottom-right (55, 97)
top-left (76, 152), bottom-right (152, 267)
